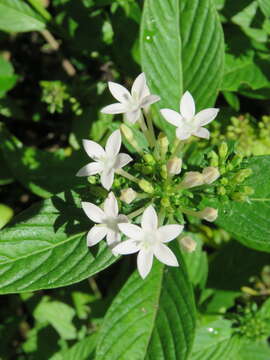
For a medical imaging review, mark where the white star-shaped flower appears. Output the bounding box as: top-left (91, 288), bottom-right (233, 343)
top-left (82, 192), bottom-right (128, 247)
top-left (76, 129), bottom-right (132, 190)
top-left (160, 91), bottom-right (219, 140)
top-left (101, 73), bottom-right (160, 124)
top-left (113, 205), bottom-right (184, 279)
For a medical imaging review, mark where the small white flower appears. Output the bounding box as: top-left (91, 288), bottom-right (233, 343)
top-left (161, 91), bottom-right (219, 140)
top-left (82, 192), bottom-right (128, 247)
top-left (113, 205), bottom-right (184, 279)
top-left (76, 130), bottom-right (132, 190)
top-left (101, 73), bottom-right (160, 124)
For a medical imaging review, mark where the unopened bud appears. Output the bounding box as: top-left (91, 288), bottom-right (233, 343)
top-left (202, 167), bottom-right (220, 184)
top-left (143, 153), bottom-right (156, 166)
top-left (138, 179), bottom-right (154, 194)
top-left (167, 157), bottom-right (182, 176)
top-left (158, 133), bottom-right (169, 158)
top-left (232, 192), bottom-right (247, 202)
top-left (209, 151), bottom-right (219, 167)
top-left (231, 154), bottom-right (243, 167)
top-left (160, 164), bottom-right (168, 179)
top-left (180, 236), bottom-right (197, 253)
top-left (180, 172), bottom-right (204, 189)
top-left (234, 168), bottom-right (253, 183)
top-left (219, 142), bottom-right (228, 159)
top-left (198, 207), bottom-right (218, 222)
top-left (120, 188), bottom-right (137, 204)
top-left (243, 186), bottom-right (254, 196)
top-left (120, 124), bottom-right (143, 155)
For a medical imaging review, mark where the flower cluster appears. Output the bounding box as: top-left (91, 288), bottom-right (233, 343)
top-left (77, 73), bottom-right (221, 279)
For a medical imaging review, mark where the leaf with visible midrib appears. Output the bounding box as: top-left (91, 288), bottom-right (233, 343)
top-left (0, 190), bottom-right (116, 294)
top-left (205, 156), bottom-right (270, 253)
top-left (95, 244), bottom-right (196, 360)
top-left (140, 0), bottom-right (224, 135)
top-left (0, 0), bottom-right (46, 33)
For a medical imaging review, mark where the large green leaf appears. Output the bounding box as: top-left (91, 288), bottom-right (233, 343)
top-left (140, 0), bottom-right (224, 135)
top-left (237, 342), bottom-right (270, 360)
top-left (95, 245), bottom-right (196, 360)
top-left (221, 53), bottom-right (270, 92)
top-left (0, 189), bottom-right (116, 294)
top-left (258, 0), bottom-right (270, 17)
top-left (190, 319), bottom-right (242, 360)
top-left (0, 0), bottom-right (46, 33)
top-left (208, 156), bottom-right (270, 252)
top-left (0, 125), bottom-right (87, 198)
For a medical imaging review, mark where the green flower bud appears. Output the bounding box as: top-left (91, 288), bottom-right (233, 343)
top-left (143, 153), bottom-right (156, 166)
top-left (243, 186), bottom-right (254, 195)
top-left (232, 192), bottom-right (247, 202)
top-left (231, 154), bottom-right (243, 167)
top-left (160, 164), bottom-right (168, 179)
top-left (139, 179), bottom-right (154, 194)
top-left (234, 168), bottom-right (253, 183)
top-left (161, 197), bottom-right (170, 208)
top-left (209, 151), bottom-right (219, 167)
top-left (158, 133), bottom-right (169, 158)
top-left (88, 176), bottom-right (97, 184)
top-left (218, 186), bottom-right (226, 195)
top-left (219, 142), bottom-right (228, 159)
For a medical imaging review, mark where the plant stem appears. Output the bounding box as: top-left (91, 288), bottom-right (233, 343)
top-left (41, 30), bottom-right (76, 76)
top-left (139, 115), bottom-right (154, 148)
top-left (171, 139), bottom-right (184, 158)
top-left (144, 110), bottom-right (156, 147)
top-left (116, 169), bottom-right (139, 184)
top-left (128, 202), bottom-right (152, 219)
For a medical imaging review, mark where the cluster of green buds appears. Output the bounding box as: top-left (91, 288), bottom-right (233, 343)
top-left (208, 142), bottom-right (254, 202)
top-left (40, 80), bottom-right (82, 115)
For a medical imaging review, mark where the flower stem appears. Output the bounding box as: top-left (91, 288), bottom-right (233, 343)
top-left (171, 139), bottom-right (184, 158)
top-left (158, 208), bottom-right (166, 226)
top-left (128, 202), bottom-right (152, 219)
top-left (139, 115), bottom-right (154, 148)
top-left (144, 111), bottom-right (156, 147)
top-left (116, 169), bottom-right (139, 183)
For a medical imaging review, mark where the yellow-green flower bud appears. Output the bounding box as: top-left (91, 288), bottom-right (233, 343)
top-left (234, 168), bottom-right (253, 183)
top-left (161, 197), bottom-right (170, 208)
top-left (180, 236), bottom-right (197, 253)
top-left (209, 151), bottom-right (219, 167)
top-left (218, 186), bottom-right (226, 195)
top-left (120, 124), bottom-right (143, 155)
top-left (219, 142), bottom-right (228, 159)
top-left (158, 133), bottom-right (169, 158)
top-left (202, 167), bottom-right (220, 184)
top-left (139, 179), bottom-right (154, 194)
top-left (180, 172), bottom-right (204, 189)
top-left (232, 192), bottom-right (247, 202)
top-left (243, 186), bottom-right (254, 196)
top-left (160, 164), bottom-right (168, 179)
top-left (120, 188), bottom-right (137, 204)
top-left (198, 207), bottom-right (218, 222)
top-left (143, 153), bottom-right (156, 166)
top-left (167, 157), bottom-right (182, 176)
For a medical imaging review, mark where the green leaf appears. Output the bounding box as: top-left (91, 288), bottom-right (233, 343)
top-left (181, 234), bottom-right (208, 290)
top-left (0, 151), bottom-right (13, 185)
top-left (0, 204), bottom-right (13, 229)
top-left (0, 125), bottom-right (87, 198)
top-left (140, 0), bottom-right (224, 136)
top-left (208, 156), bottom-right (270, 252)
top-left (258, 0), bottom-right (270, 18)
top-left (50, 334), bottom-right (97, 360)
top-left (190, 319), bottom-right (242, 360)
top-left (221, 53), bottom-right (270, 92)
top-left (237, 341), bottom-right (270, 360)
top-left (0, 56), bottom-right (18, 97)
top-left (0, 189), bottom-right (116, 294)
top-left (0, 0), bottom-right (46, 33)
top-left (95, 244), bottom-right (196, 360)
top-left (34, 298), bottom-right (77, 340)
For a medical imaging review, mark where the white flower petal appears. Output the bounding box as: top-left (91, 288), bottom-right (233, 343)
top-left (131, 73), bottom-right (147, 100)
top-left (101, 103), bottom-right (128, 114)
top-left (141, 205), bottom-right (158, 231)
top-left (194, 108), bottom-right (219, 126)
top-left (153, 243), bottom-right (179, 267)
top-left (106, 229), bottom-right (120, 245)
top-left (87, 225), bottom-right (107, 247)
top-left (76, 162), bottom-right (102, 177)
top-left (180, 91), bottom-right (195, 119)
top-left (104, 192), bottom-right (118, 217)
top-left (82, 140), bottom-right (105, 160)
top-left (118, 223), bottom-right (143, 240)
top-left (82, 202), bottom-right (105, 223)
top-left (113, 239), bottom-right (140, 255)
top-left (193, 127), bottom-right (210, 139)
top-left (158, 225), bottom-right (184, 243)
top-left (101, 170), bottom-right (115, 190)
top-left (126, 109), bottom-right (141, 123)
top-left (105, 130), bottom-right (121, 157)
top-left (108, 81), bottom-right (131, 103)
top-left (176, 126), bottom-right (192, 140)
top-left (116, 214), bottom-right (129, 224)
top-left (137, 250), bottom-right (153, 279)
top-left (115, 153), bottom-right (133, 169)
top-left (160, 109), bottom-right (183, 127)
top-left (140, 94), bottom-right (160, 108)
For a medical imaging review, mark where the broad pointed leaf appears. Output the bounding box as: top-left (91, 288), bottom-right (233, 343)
top-left (95, 245), bottom-right (196, 360)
